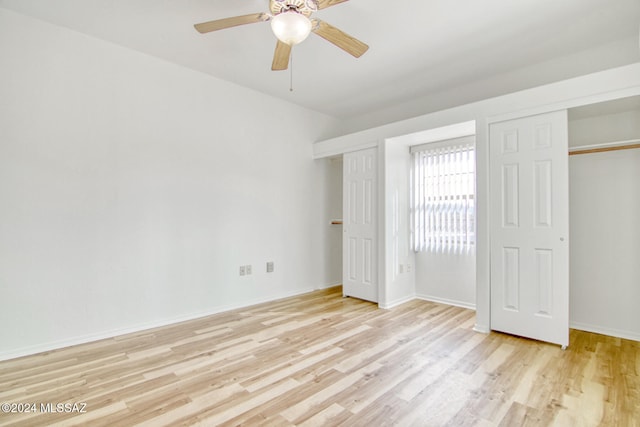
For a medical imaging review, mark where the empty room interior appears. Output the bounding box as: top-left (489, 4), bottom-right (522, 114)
top-left (0, 1), bottom-right (639, 426)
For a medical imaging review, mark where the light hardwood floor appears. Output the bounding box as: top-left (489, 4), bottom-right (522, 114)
top-left (0, 286), bottom-right (638, 426)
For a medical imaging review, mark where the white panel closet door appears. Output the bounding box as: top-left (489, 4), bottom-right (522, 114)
top-left (343, 147), bottom-right (378, 303)
top-left (489, 110), bottom-right (569, 347)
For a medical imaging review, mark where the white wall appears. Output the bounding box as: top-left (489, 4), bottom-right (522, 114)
top-left (569, 109), bottom-right (640, 147)
top-left (415, 252), bottom-right (476, 309)
top-left (568, 108), bottom-right (640, 341)
top-left (0, 9), bottom-right (338, 360)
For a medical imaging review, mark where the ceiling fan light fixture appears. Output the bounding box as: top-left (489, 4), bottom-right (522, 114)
top-left (270, 10), bottom-right (312, 45)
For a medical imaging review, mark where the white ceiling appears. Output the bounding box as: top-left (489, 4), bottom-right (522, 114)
top-left (2, 0), bottom-right (639, 126)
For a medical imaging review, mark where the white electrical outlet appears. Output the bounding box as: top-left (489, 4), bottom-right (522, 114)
top-left (266, 261), bottom-right (274, 273)
top-left (399, 264), bottom-right (404, 274)
top-left (246, 265), bottom-right (252, 275)
top-left (239, 266), bottom-right (246, 276)
top-left (407, 263), bottom-right (412, 273)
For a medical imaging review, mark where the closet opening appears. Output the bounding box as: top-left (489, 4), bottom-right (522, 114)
top-left (567, 95), bottom-right (640, 341)
top-left (320, 155), bottom-right (344, 291)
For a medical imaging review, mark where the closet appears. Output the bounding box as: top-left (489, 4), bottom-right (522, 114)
top-left (567, 95), bottom-right (640, 341)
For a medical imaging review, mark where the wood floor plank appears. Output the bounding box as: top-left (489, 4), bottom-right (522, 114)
top-left (0, 286), bottom-right (638, 426)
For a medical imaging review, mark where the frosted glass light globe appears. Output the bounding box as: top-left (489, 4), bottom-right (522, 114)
top-left (270, 10), bottom-right (312, 45)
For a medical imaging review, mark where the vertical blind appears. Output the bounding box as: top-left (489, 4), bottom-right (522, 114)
top-left (412, 139), bottom-right (475, 253)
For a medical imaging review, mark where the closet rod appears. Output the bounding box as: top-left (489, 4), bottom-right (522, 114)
top-left (568, 139), bottom-right (640, 156)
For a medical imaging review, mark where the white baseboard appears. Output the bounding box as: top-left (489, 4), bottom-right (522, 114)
top-left (570, 321), bottom-right (640, 342)
top-left (473, 324), bottom-right (490, 334)
top-left (379, 294), bottom-right (416, 310)
top-left (0, 287), bottom-right (316, 362)
top-left (415, 294), bottom-right (476, 311)
top-left (316, 281), bottom-right (342, 290)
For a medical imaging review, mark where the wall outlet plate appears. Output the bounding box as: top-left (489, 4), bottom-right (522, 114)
top-left (246, 265), bottom-right (252, 275)
top-left (267, 261), bottom-right (274, 273)
top-left (239, 266), bottom-right (246, 276)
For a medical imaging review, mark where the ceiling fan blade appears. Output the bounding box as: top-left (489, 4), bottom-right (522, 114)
top-left (316, 0), bottom-right (350, 10)
top-left (311, 19), bottom-right (369, 58)
top-left (272, 40), bottom-right (292, 71)
top-left (194, 13), bottom-right (268, 34)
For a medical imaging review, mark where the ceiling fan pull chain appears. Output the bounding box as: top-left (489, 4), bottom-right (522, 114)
top-left (289, 49), bottom-right (294, 92)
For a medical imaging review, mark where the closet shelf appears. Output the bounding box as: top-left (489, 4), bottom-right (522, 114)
top-left (569, 138), bottom-right (640, 156)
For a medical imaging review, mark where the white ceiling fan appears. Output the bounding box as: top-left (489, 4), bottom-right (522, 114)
top-left (194, 0), bottom-right (369, 71)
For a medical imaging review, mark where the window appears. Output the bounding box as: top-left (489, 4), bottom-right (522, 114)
top-left (411, 137), bottom-right (475, 253)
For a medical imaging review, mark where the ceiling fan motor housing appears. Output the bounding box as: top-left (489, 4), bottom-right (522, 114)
top-left (270, 0), bottom-right (317, 17)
